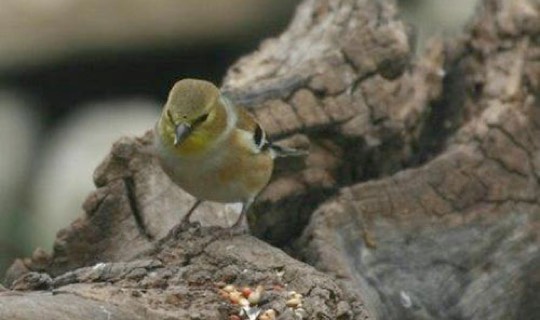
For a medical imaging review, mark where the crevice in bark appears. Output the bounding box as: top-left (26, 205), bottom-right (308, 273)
top-left (408, 56), bottom-right (468, 166)
top-left (124, 177), bottom-right (153, 241)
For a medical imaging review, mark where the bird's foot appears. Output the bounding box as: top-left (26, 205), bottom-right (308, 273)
top-left (168, 219), bottom-right (201, 238)
top-left (223, 222), bottom-right (249, 237)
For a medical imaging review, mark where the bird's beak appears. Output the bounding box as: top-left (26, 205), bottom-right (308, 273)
top-left (174, 123), bottom-right (192, 146)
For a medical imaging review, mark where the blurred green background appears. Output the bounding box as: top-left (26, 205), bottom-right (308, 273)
top-left (0, 0), bottom-right (476, 278)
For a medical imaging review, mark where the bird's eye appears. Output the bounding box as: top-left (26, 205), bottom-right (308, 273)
top-left (195, 113), bottom-right (209, 124)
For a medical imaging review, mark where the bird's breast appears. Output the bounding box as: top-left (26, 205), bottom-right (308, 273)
top-left (156, 132), bottom-right (273, 203)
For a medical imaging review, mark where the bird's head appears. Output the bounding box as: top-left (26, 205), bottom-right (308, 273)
top-left (162, 79), bottom-right (221, 147)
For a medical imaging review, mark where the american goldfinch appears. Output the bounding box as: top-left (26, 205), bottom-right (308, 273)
top-left (154, 79), bottom-right (305, 229)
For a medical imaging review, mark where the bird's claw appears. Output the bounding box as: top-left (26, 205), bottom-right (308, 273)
top-left (169, 219), bottom-right (201, 238)
top-left (223, 223), bottom-right (249, 237)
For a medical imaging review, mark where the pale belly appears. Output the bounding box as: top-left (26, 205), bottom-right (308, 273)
top-left (157, 142), bottom-right (273, 203)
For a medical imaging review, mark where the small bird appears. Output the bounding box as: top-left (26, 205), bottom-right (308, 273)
top-left (154, 79), bottom-right (306, 229)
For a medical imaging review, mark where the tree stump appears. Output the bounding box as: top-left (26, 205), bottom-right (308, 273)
top-left (2, 0), bottom-right (539, 319)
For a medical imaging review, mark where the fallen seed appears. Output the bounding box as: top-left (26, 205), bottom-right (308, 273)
top-left (248, 285), bottom-right (264, 305)
top-left (286, 297), bottom-right (301, 308)
top-left (223, 285), bottom-right (236, 293)
top-left (239, 298), bottom-right (250, 307)
top-left (241, 287), bottom-right (252, 298)
top-left (260, 309), bottom-right (276, 320)
top-left (287, 291), bottom-right (297, 297)
top-left (229, 291), bottom-right (243, 304)
top-left (248, 291), bottom-right (261, 305)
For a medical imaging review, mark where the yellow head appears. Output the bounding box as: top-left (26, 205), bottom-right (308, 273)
top-left (159, 79), bottom-right (227, 155)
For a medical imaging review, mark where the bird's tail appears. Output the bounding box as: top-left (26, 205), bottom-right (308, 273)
top-left (270, 144), bottom-right (309, 158)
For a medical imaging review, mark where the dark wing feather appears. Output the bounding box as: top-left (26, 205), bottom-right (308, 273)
top-left (234, 102), bottom-right (307, 157)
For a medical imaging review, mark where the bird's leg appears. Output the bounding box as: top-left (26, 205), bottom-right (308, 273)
top-left (181, 199), bottom-right (203, 225)
top-left (231, 199), bottom-right (254, 231)
top-left (166, 199), bottom-right (204, 239)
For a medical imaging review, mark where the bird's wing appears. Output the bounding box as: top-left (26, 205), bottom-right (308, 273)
top-left (235, 106), bottom-right (258, 133)
top-left (235, 106), bottom-right (308, 158)
top-left (235, 106), bottom-right (269, 152)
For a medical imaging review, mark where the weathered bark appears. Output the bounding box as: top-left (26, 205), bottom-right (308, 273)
top-left (292, 0), bottom-right (540, 319)
top-left (2, 0), bottom-right (539, 319)
top-left (223, 0), bottom-right (416, 245)
top-left (0, 133), bottom-right (369, 319)
top-left (3, 226), bottom-right (369, 319)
